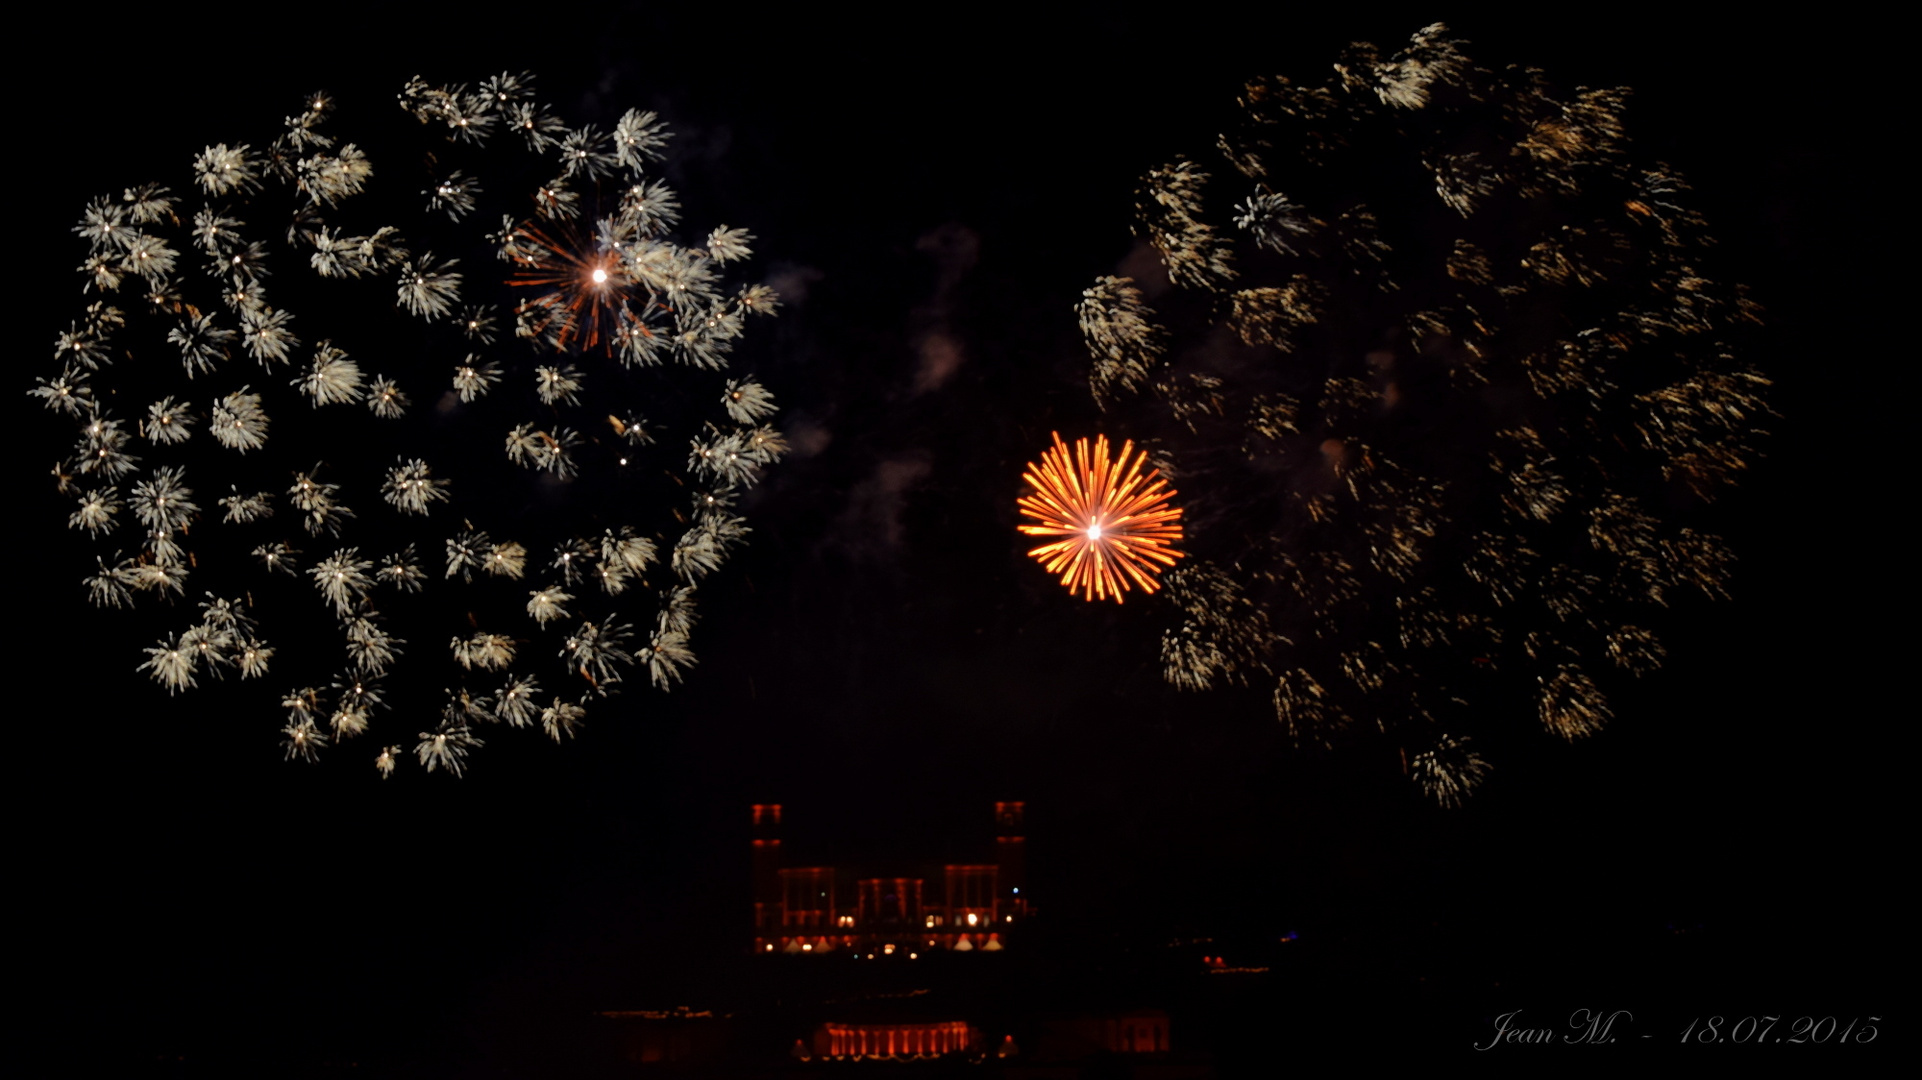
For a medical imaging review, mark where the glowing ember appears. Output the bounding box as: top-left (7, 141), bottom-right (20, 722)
top-left (1018, 432), bottom-right (1183, 602)
top-left (506, 222), bottom-right (631, 351)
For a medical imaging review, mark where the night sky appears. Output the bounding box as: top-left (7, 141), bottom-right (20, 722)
top-left (19, 7), bottom-right (1896, 1073)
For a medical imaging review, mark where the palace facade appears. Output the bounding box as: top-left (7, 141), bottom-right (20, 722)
top-left (751, 801), bottom-right (1030, 956)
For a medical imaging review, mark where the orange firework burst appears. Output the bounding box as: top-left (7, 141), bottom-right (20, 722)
top-left (507, 222), bottom-right (631, 352)
top-left (1018, 432), bottom-right (1184, 602)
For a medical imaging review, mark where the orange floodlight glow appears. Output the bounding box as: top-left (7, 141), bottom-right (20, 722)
top-left (1017, 432), bottom-right (1184, 602)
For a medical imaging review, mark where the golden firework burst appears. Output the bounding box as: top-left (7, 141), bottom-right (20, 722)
top-left (507, 222), bottom-right (630, 352)
top-left (1018, 432), bottom-right (1184, 602)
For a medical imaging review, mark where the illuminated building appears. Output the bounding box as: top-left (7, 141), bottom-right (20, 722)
top-left (598, 799), bottom-right (1204, 1072)
top-left (808, 1021), bottom-right (982, 1061)
top-left (750, 801), bottom-right (1030, 957)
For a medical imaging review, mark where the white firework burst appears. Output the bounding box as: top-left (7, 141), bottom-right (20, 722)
top-left (310, 548), bottom-right (374, 615)
top-left (210, 389), bottom-right (270, 452)
top-left (45, 73), bottom-right (788, 778)
top-left (380, 458), bottom-right (451, 515)
top-left (283, 717), bottom-right (329, 762)
top-left (296, 342), bottom-right (364, 405)
top-left (141, 397), bottom-right (196, 444)
top-left (540, 697), bottom-right (586, 742)
top-left (367, 376), bottom-right (410, 419)
top-left (69, 488), bottom-right (120, 536)
top-left (396, 253), bottom-right (462, 320)
top-left (451, 632), bottom-right (516, 671)
top-left (377, 546), bottom-right (426, 592)
top-left (414, 722), bottom-right (481, 777)
top-left (453, 356), bottom-right (501, 401)
top-left (526, 587), bottom-right (572, 626)
top-left (139, 634), bottom-right (198, 694)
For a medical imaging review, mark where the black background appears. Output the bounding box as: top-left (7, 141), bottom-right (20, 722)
top-left (17, 5), bottom-right (1897, 1072)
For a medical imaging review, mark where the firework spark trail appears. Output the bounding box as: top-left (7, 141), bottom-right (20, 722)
top-left (1073, 25), bottom-right (1769, 805)
top-left (37, 74), bottom-right (787, 776)
top-left (1018, 433), bottom-right (1184, 602)
top-left (504, 221), bottom-right (629, 352)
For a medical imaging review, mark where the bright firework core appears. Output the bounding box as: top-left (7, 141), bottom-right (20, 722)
top-left (508, 223), bottom-right (629, 351)
top-left (1018, 433), bottom-right (1183, 602)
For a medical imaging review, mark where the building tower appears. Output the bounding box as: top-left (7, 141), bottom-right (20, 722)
top-left (751, 803), bottom-right (782, 945)
top-left (995, 801), bottom-right (1028, 920)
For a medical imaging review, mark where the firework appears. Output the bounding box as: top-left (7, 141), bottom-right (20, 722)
top-left (504, 221), bottom-right (631, 352)
top-left (1076, 25), bottom-right (1767, 805)
top-left (38, 74), bottom-right (787, 776)
top-left (1409, 734), bottom-right (1491, 810)
top-left (1017, 432), bottom-right (1184, 603)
